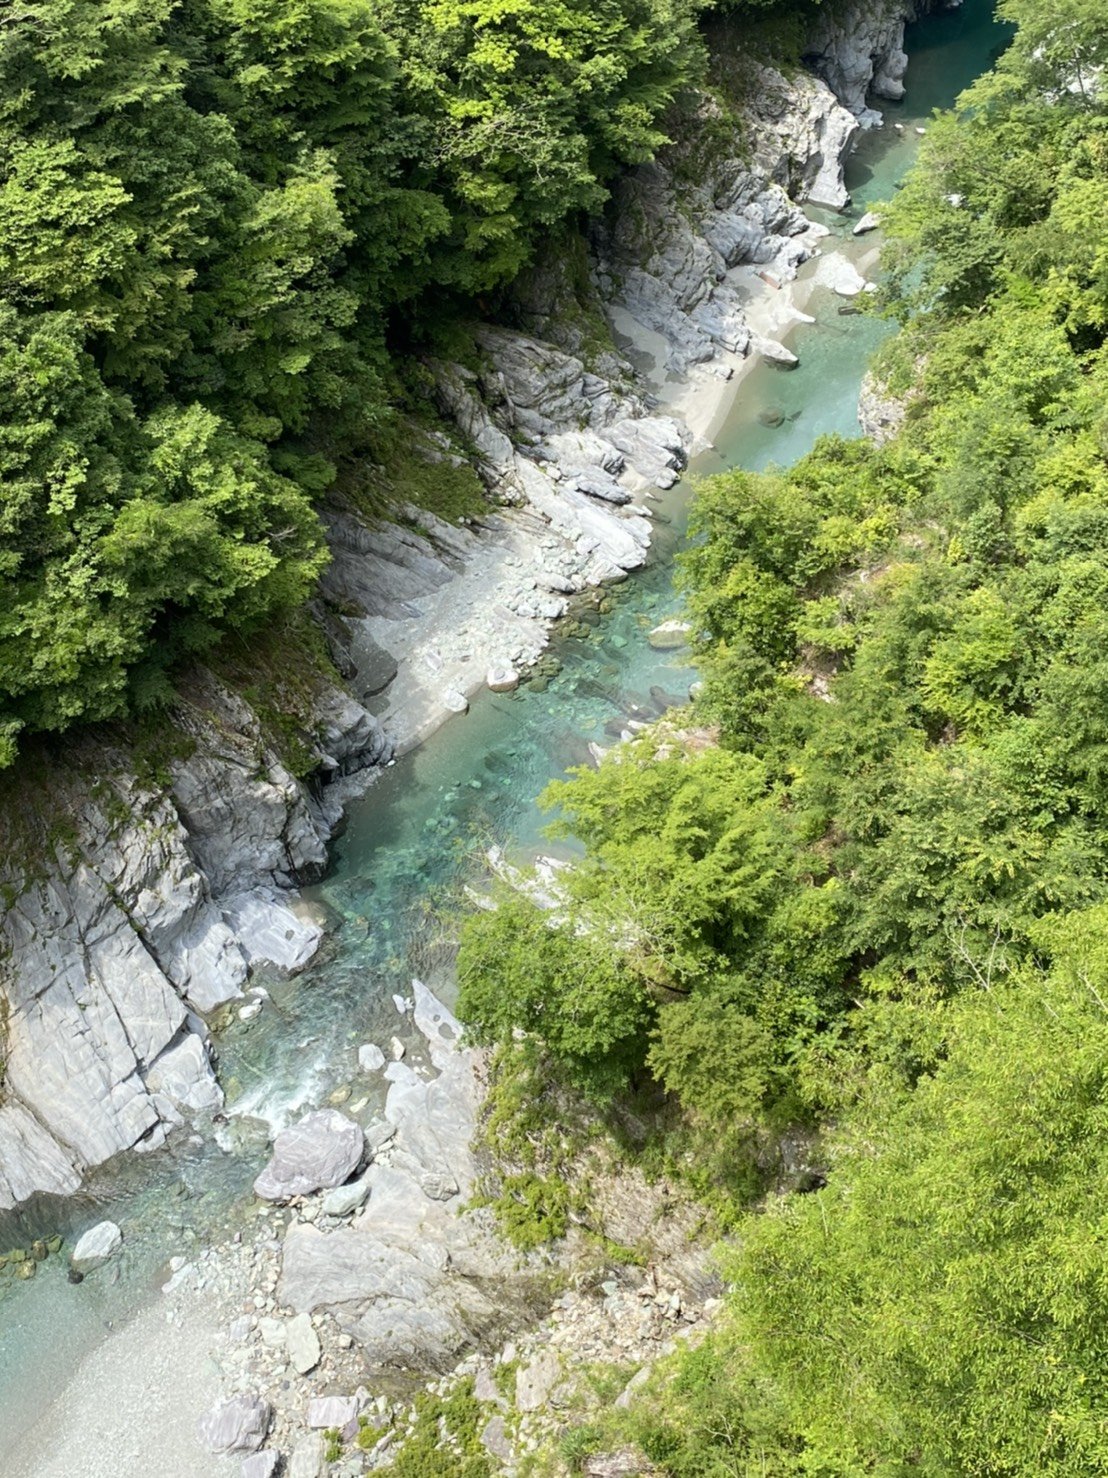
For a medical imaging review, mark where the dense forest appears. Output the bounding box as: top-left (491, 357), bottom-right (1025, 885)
top-left (457, 0), bottom-right (1108, 1471)
top-left (0, 0), bottom-right (710, 764)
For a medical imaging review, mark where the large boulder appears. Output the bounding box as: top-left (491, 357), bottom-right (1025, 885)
top-left (70, 1220), bottom-right (123, 1273)
top-left (254, 1111), bottom-right (364, 1202)
top-left (196, 1395), bottom-right (271, 1455)
top-left (516, 1350), bottom-right (563, 1412)
top-left (357, 1042), bottom-right (386, 1073)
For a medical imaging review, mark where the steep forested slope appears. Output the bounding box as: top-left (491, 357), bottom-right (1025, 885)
top-left (0, 0), bottom-right (705, 764)
top-left (458, 2), bottom-right (1108, 1470)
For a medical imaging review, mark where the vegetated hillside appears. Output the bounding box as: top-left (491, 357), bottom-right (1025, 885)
top-left (457, 1), bottom-right (1108, 1470)
top-left (0, 0), bottom-right (717, 765)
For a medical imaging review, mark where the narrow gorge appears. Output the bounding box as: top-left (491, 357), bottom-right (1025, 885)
top-left (0, 1), bottom-right (1022, 1473)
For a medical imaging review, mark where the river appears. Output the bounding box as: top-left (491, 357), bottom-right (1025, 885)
top-left (0, 0), bottom-right (1010, 1456)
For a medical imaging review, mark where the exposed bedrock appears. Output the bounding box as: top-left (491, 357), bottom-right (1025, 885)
top-left (0, 679), bottom-right (388, 1209)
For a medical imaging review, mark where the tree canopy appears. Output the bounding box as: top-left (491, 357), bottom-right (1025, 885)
top-left (0, 0), bottom-right (704, 760)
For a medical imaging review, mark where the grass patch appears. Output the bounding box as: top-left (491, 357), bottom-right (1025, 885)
top-left (389, 1378), bottom-right (492, 1478)
top-left (340, 406), bottom-right (489, 529)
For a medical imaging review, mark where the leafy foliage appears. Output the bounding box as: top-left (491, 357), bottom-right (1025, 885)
top-left (0, 0), bottom-right (705, 758)
top-left (458, 2), bottom-right (1108, 1468)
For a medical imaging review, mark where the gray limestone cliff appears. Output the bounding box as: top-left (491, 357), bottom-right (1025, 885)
top-left (0, 679), bottom-right (387, 1209)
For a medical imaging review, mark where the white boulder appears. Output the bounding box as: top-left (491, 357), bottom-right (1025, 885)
top-left (487, 664), bottom-right (520, 693)
top-left (196, 1395), bottom-right (271, 1455)
top-left (357, 1043), bottom-right (386, 1073)
top-left (71, 1220), bottom-right (122, 1273)
top-left (253, 1111), bottom-right (364, 1202)
top-left (306, 1395), bottom-right (360, 1429)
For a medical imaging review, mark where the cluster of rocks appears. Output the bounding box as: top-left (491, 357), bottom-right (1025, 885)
top-left (0, 1232), bottom-right (65, 1282)
top-left (173, 964), bottom-right (723, 1475)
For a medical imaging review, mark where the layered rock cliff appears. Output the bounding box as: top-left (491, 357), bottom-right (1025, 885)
top-left (0, 680), bottom-right (387, 1208)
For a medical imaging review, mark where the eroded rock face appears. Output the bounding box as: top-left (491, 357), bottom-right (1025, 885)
top-left (592, 63), bottom-right (857, 376)
top-left (0, 676), bottom-right (389, 1211)
top-left (327, 341), bottom-right (687, 753)
top-left (807, 0), bottom-right (914, 122)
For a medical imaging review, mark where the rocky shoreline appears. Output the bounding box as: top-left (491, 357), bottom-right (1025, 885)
top-left (7, 977), bottom-right (721, 1478)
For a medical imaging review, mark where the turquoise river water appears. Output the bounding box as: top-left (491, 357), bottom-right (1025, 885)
top-left (0, 0), bottom-right (1010, 1446)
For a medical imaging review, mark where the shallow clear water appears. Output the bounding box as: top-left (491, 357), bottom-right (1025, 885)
top-left (0, 0), bottom-right (1010, 1442)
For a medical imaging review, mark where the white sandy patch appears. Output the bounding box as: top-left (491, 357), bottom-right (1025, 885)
top-left (6, 1294), bottom-right (225, 1478)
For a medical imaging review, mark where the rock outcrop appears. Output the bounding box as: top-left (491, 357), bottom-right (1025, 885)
top-left (0, 677), bottom-right (388, 1210)
top-left (591, 62), bottom-right (857, 376)
top-left (279, 982), bottom-right (537, 1370)
top-left (807, 0), bottom-right (914, 123)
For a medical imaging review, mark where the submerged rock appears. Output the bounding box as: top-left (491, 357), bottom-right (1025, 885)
top-left (254, 1111), bottom-right (364, 1202)
top-left (647, 620), bottom-right (692, 651)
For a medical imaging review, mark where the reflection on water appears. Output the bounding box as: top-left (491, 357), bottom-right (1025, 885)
top-left (0, 0), bottom-right (1010, 1437)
